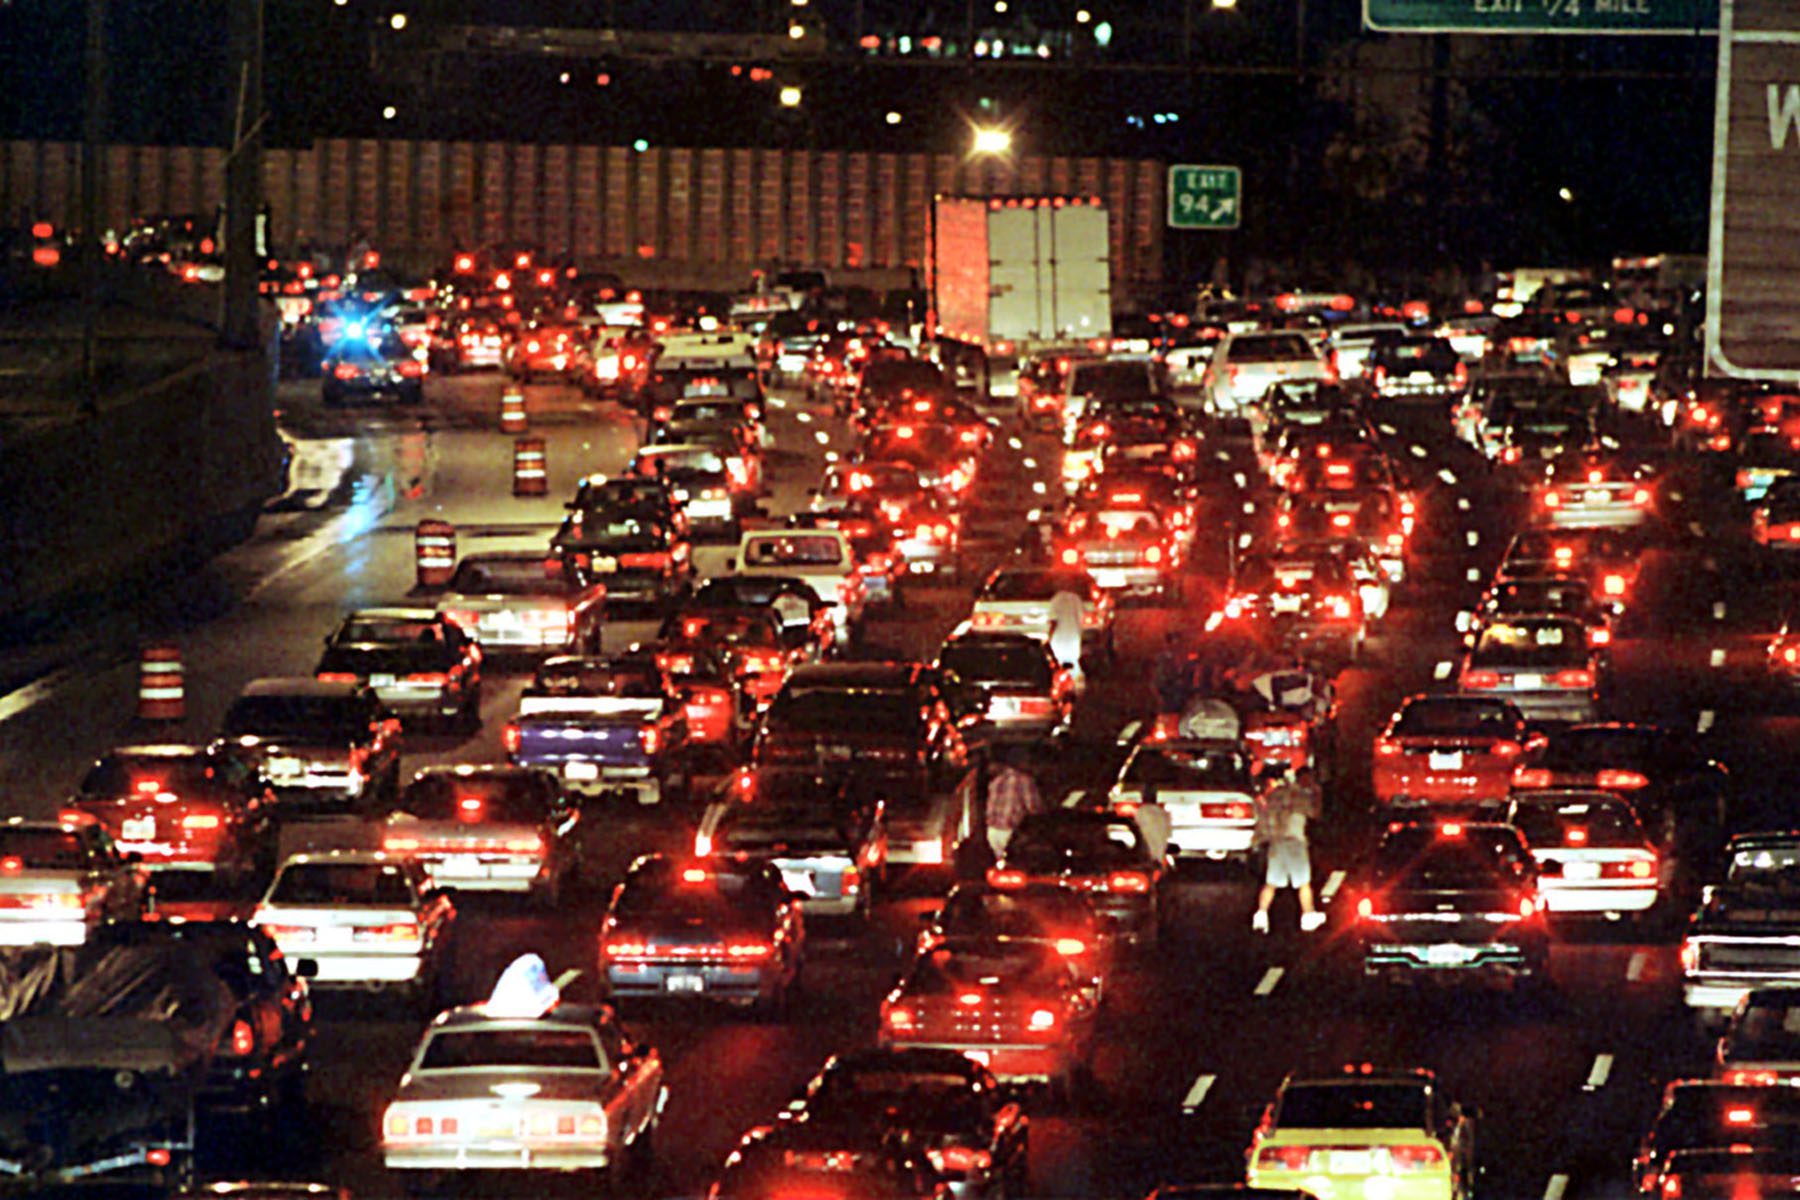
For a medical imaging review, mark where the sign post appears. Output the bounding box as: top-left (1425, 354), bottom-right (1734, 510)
top-left (1363, 0), bottom-right (1716, 35)
top-left (1706, 0), bottom-right (1800, 379)
top-left (1168, 165), bottom-right (1241, 231)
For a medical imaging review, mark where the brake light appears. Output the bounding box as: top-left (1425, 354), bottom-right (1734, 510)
top-left (606, 938), bottom-right (651, 958)
top-left (1388, 1144), bottom-right (1446, 1171)
top-left (1608, 857), bottom-right (1657, 880)
top-left (1513, 767), bottom-right (1552, 788)
top-left (681, 867), bottom-right (710, 884)
top-left (1027, 1008), bottom-right (1057, 1030)
top-left (1553, 668), bottom-right (1595, 689)
top-left (1460, 669), bottom-right (1500, 689)
top-left (1054, 937), bottom-right (1087, 956)
top-left (1105, 871), bottom-right (1150, 893)
top-left (726, 940), bottom-right (773, 959)
top-left (226, 1018), bottom-right (255, 1057)
top-left (1566, 826), bottom-right (1589, 845)
top-left (1727, 1106), bottom-right (1756, 1125)
top-left (1257, 1145), bottom-right (1316, 1170)
top-left (1374, 737), bottom-right (1402, 758)
top-left (1060, 548), bottom-right (1080, 567)
top-left (1518, 894), bottom-right (1540, 919)
top-left (180, 814), bottom-right (222, 831)
top-left (501, 723), bottom-right (522, 754)
top-left (987, 868), bottom-right (1027, 889)
top-left (929, 1146), bottom-right (993, 1173)
top-left (1356, 897), bottom-right (1376, 919)
top-left (357, 922), bottom-right (421, 943)
top-left (1602, 573), bottom-right (1627, 597)
top-left (1501, 446), bottom-right (1522, 465)
top-left (1596, 769), bottom-right (1649, 790)
top-left (1144, 544), bottom-right (1164, 565)
top-left (1323, 594), bottom-right (1352, 619)
top-left (885, 1006), bottom-right (915, 1031)
top-left (1543, 490), bottom-right (1562, 508)
top-left (332, 362), bottom-right (361, 380)
top-left (316, 671), bottom-right (358, 684)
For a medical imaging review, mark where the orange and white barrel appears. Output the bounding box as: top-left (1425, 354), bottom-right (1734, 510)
top-left (138, 642), bottom-right (185, 721)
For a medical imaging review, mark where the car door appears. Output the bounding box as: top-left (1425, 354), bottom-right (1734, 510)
top-left (598, 1013), bottom-right (663, 1145)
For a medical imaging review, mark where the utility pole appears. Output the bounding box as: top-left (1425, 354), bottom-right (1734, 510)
top-left (80, 0), bottom-right (106, 397)
top-left (223, 0), bottom-right (264, 349)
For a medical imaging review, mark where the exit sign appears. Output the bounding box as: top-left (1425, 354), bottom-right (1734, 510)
top-left (1363, 0), bottom-right (1717, 34)
top-left (1168, 164), bottom-right (1240, 230)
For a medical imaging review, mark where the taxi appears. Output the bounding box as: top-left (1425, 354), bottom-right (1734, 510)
top-left (382, 955), bottom-right (665, 1181)
top-left (1246, 1066), bottom-right (1476, 1200)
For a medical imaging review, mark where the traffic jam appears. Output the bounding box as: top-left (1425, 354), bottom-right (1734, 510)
top-left (7, 237), bottom-right (1800, 1200)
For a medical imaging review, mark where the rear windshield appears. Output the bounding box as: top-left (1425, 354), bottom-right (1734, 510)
top-left (269, 862), bottom-right (415, 906)
top-left (862, 362), bottom-right (944, 392)
top-left (1470, 621), bottom-right (1586, 668)
top-left (1392, 700), bottom-right (1520, 737)
top-left (223, 695), bottom-right (371, 738)
top-left (396, 776), bottom-right (552, 823)
top-left (910, 944), bottom-right (1060, 992)
top-left (939, 889), bottom-right (1090, 939)
top-left (0, 829), bottom-right (87, 869)
top-left (939, 643), bottom-right (1052, 688)
top-left (768, 690), bottom-right (921, 733)
top-left (420, 1029), bottom-right (603, 1071)
top-left (446, 559), bottom-right (568, 596)
top-left (1122, 745), bottom-right (1249, 789)
top-left (980, 571), bottom-right (1090, 602)
top-left (1070, 362), bottom-right (1158, 394)
top-left (81, 756), bottom-right (218, 797)
top-left (1278, 1084), bottom-right (1429, 1130)
top-left (335, 618), bottom-right (442, 645)
top-left (531, 666), bottom-right (663, 699)
top-left (1229, 334), bottom-right (1314, 363)
top-left (1375, 829), bottom-right (1532, 887)
top-left (744, 536), bottom-right (845, 568)
top-left (1490, 580), bottom-right (1592, 613)
top-left (614, 865), bottom-right (772, 919)
top-left (1536, 727), bottom-right (1663, 770)
top-left (639, 449), bottom-right (727, 475)
top-left (1007, 816), bottom-right (1147, 871)
top-left (1729, 998), bottom-right (1800, 1060)
top-left (1508, 797), bottom-right (1643, 849)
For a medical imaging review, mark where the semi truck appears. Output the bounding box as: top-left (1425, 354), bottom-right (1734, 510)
top-left (927, 196), bottom-right (1112, 397)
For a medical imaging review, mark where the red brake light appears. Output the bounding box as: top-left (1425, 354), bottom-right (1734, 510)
top-left (1060, 548), bottom-right (1080, 567)
top-left (1441, 821), bottom-right (1465, 837)
top-left (1356, 896), bottom-right (1375, 919)
top-left (180, 814), bottom-right (222, 831)
top-left (886, 1006), bottom-right (915, 1031)
top-left (1513, 767), bottom-right (1553, 788)
top-left (1257, 1146), bottom-right (1315, 1171)
top-left (1602, 573), bottom-right (1627, 597)
top-left (1461, 669), bottom-right (1500, 689)
top-left (1388, 1145), bottom-right (1446, 1170)
top-left (316, 671), bottom-right (358, 684)
top-left (1054, 937), bottom-right (1087, 956)
top-left (1105, 870), bottom-right (1150, 893)
top-left (1726, 1106), bottom-right (1756, 1125)
top-left (1566, 826), bottom-right (1589, 845)
top-left (1374, 737), bottom-right (1402, 758)
top-left (227, 1018), bottom-right (255, 1057)
top-left (501, 723), bottom-right (522, 754)
top-left (1553, 668), bottom-right (1595, 689)
top-left (640, 725), bottom-right (662, 756)
top-left (1595, 769), bottom-right (1648, 790)
top-left (986, 868), bottom-right (1027, 889)
top-left (681, 867), bottom-right (710, 884)
top-left (1490, 740), bottom-right (1521, 758)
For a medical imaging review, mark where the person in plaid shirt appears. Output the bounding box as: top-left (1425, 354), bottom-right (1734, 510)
top-left (985, 749), bottom-right (1044, 860)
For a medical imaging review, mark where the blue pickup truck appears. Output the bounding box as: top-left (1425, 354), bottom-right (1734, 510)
top-left (502, 655), bottom-right (691, 805)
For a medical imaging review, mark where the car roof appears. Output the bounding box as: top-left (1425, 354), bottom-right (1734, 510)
top-left (345, 606), bottom-right (442, 622)
top-left (98, 743), bottom-right (212, 758)
top-left (786, 662), bottom-right (921, 687)
top-left (278, 850), bottom-right (409, 869)
top-left (427, 1004), bottom-right (611, 1034)
top-left (238, 678), bottom-right (363, 699)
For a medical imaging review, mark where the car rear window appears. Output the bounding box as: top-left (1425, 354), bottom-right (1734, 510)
top-left (1278, 1084), bottom-right (1428, 1129)
top-left (614, 864), bottom-right (771, 918)
top-left (223, 695), bottom-right (371, 739)
top-left (981, 571), bottom-right (1091, 602)
top-left (910, 943), bottom-right (1061, 992)
top-left (81, 756), bottom-right (219, 797)
top-left (420, 1029), bottom-right (603, 1071)
top-left (1470, 621), bottom-right (1586, 668)
top-left (1007, 815), bottom-right (1147, 871)
top-left (939, 643), bottom-right (1053, 688)
top-left (1122, 746), bottom-right (1249, 789)
top-left (1536, 728), bottom-right (1662, 770)
top-left (446, 559), bottom-right (569, 596)
top-left (396, 776), bottom-right (552, 823)
top-left (1729, 998), bottom-right (1800, 1061)
top-left (0, 829), bottom-right (87, 869)
top-left (1375, 828), bottom-right (1531, 887)
top-left (269, 862), bottom-right (414, 906)
top-left (768, 690), bottom-right (921, 733)
top-left (1392, 699), bottom-right (1519, 738)
top-left (1229, 334), bottom-right (1313, 362)
top-left (1508, 797), bottom-right (1643, 849)
top-left (744, 536), bottom-right (846, 568)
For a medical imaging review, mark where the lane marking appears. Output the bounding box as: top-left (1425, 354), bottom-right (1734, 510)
top-left (1023, 457), bottom-right (1038, 470)
top-left (814, 431), bottom-right (831, 445)
top-left (1234, 472), bottom-right (1247, 488)
top-left (795, 410), bottom-right (814, 424)
top-left (1062, 789), bottom-right (1088, 809)
top-left (1321, 869), bottom-right (1346, 902)
top-left (1181, 1073), bottom-right (1216, 1113)
top-left (1465, 530), bottom-right (1480, 547)
top-left (1437, 468), bottom-right (1459, 486)
top-left (1698, 710), bottom-right (1716, 734)
top-left (1457, 497), bottom-right (1471, 511)
top-left (1410, 444), bottom-right (1429, 459)
top-left (824, 451), bottom-right (840, 463)
top-left (1378, 422), bottom-right (1398, 436)
top-left (1584, 1053), bottom-right (1614, 1090)
top-left (1713, 601), bottom-right (1727, 621)
top-left (1008, 436), bottom-right (1023, 450)
top-left (1215, 450), bottom-right (1233, 462)
top-left (1032, 481), bottom-right (1048, 495)
top-left (1467, 567), bottom-right (1482, 582)
top-left (0, 666), bottom-right (77, 727)
top-left (1709, 648), bottom-right (1727, 668)
top-left (1118, 720), bottom-right (1142, 745)
top-left (1254, 967), bottom-right (1284, 997)
top-left (1434, 660), bottom-right (1455, 680)
top-left (1544, 1174), bottom-right (1569, 1200)
top-left (1627, 950), bottom-right (1648, 982)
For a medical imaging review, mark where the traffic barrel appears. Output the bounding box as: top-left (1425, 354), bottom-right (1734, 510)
top-left (137, 642), bottom-right (185, 721)
top-left (414, 518), bottom-right (456, 588)
top-left (499, 387), bottom-right (528, 434)
top-left (513, 437), bottom-right (548, 496)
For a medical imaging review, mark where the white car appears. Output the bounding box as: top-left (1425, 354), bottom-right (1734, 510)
top-left (0, 816), bottom-right (146, 946)
top-left (1107, 739), bottom-right (1257, 861)
top-left (967, 566), bottom-right (1117, 664)
top-left (730, 529), bottom-right (865, 648)
top-left (1505, 791), bottom-right (1661, 917)
top-left (382, 955), bottom-right (666, 1178)
top-left (1202, 331), bottom-right (1331, 415)
top-left (1326, 322), bottom-right (1407, 380)
top-left (252, 850), bottom-right (454, 997)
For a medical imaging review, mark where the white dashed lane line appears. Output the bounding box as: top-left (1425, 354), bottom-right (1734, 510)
top-left (1627, 950), bottom-right (1649, 982)
top-left (1698, 710), bottom-right (1715, 734)
top-left (1409, 444), bottom-right (1429, 459)
top-left (1320, 870), bottom-right (1346, 902)
top-left (1254, 967), bottom-right (1285, 997)
top-left (1710, 648), bottom-right (1727, 668)
top-left (1438, 468), bottom-right (1458, 486)
top-left (1434, 661), bottom-right (1455, 681)
top-left (1181, 1074), bottom-right (1216, 1113)
top-left (1062, 789), bottom-right (1088, 809)
top-left (1584, 1054), bottom-right (1614, 1091)
top-left (1118, 720), bottom-right (1142, 745)
top-left (1544, 1174), bottom-right (1570, 1200)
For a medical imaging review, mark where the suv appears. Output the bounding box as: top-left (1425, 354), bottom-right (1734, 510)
top-left (754, 663), bottom-right (967, 780)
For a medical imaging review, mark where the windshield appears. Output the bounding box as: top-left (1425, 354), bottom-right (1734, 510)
top-left (939, 643), bottom-right (1053, 688)
top-left (420, 1029), bottom-right (604, 1071)
top-left (396, 776), bottom-right (551, 823)
top-left (1278, 1084), bottom-right (1428, 1130)
top-left (0, 828), bottom-right (88, 869)
top-left (223, 695), bottom-right (371, 738)
top-left (446, 559), bottom-right (568, 596)
top-left (269, 862), bottom-right (415, 906)
top-left (1122, 745), bottom-right (1249, 789)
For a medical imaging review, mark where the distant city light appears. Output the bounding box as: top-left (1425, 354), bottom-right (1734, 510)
top-left (559, 72), bottom-right (570, 84)
top-left (388, 12), bottom-right (407, 30)
top-left (633, 139), bottom-right (649, 152)
top-left (1075, 9), bottom-right (1091, 22)
top-left (779, 85), bottom-right (803, 107)
top-left (971, 126), bottom-right (1013, 156)
top-left (1558, 187), bottom-right (1575, 202)
top-left (886, 111), bottom-right (903, 125)
top-left (382, 106), bottom-right (397, 120)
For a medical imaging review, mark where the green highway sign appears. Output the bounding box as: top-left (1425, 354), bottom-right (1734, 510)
top-left (1168, 164), bottom-right (1241, 231)
top-left (1363, 0), bottom-right (1717, 35)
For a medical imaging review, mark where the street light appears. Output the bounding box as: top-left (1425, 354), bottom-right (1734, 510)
top-left (1075, 9), bottom-right (1091, 22)
top-left (779, 85), bottom-right (803, 107)
top-left (382, 105), bottom-right (397, 120)
top-left (971, 126), bottom-right (1013, 156)
top-left (885, 111), bottom-right (903, 125)
top-left (788, 22), bottom-right (805, 39)
top-left (388, 12), bottom-right (407, 30)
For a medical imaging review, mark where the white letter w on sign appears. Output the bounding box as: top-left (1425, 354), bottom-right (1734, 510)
top-left (1770, 84), bottom-right (1800, 150)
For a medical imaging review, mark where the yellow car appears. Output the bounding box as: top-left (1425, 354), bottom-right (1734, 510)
top-left (1247, 1067), bottom-right (1477, 1200)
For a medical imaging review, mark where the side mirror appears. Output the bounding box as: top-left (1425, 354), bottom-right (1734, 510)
top-left (294, 958), bottom-right (320, 979)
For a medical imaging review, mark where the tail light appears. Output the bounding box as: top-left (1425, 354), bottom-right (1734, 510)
top-left (1372, 365), bottom-right (1387, 388)
top-left (1323, 595), bottom-right (1352, 619)
top-left (501, 723), bottom-right (522, 754)
top-left (929, 1146), bottom-right (994, 1173)
top-left (1602, 573), bottom-right (1627, 597)
top-left (332, 362), bottom-right (361, 380)
top-left (256, 923), bottom-right (315, 942)
top-left (1680, 939), bottom-right (1699, 972)
top-left (1603, 857), bottom-right (1657, 880)
top-left (1027, 1007), bottom-right (1057, 1031)
top-left (639, 725), bottom-right (662, 756)
top-left (1590, 628), bottom-right (1612, 647)
top-left (1725, 1070), bottom-right (1780, 1086)
top-left (1144, 544), bottom-right (1164, 565)
top-left (405, 671), bottom-right (448, 685)
top-left (1054, 937), bottom-right (1087, 956)
top-left (726, 940), bottom-right (773, 959)
top-left (397, 359), bottom-right (426, 379)
top-left (1489, 740), bottom-right (1521, 758)
top-left (356, 922), bottom-right (421, 943)
top-left (1460, 669), bottom-right (1500, 689)
top-left (1512, 767), bottom-right (1553, 788)
top-left (885, 1005), bottom-right (915, 1031)
top-left (693, 832), bottom-right (713, 857)
top-left (1453, 361), bottom-right (1469, 388)
top-left (225, 1018), bottom-right (256, 1057)
top-left (1543, 490), bottom-right (1562, 509)
top-left (316, 671), bottom-right (358, 684)
top-left (1501, 446), bottom-right (1522, 465)
top-left (1105, 871), bottom-right (1150, 893)
top-left (180, 814), bottom-right (222, 831)
top-left (618, 552), bottom-right (670, 570)
top-left (1596, 769), bottom-right (1648, 790)
top-left (1257, 1145), bottom-right (1316, 1170)
top-left (606, 938), bottom-right (652, 958)
top-left (1374, 737), bottom-right (1402, 758)
top-left (1553, 668), bottom-right (1595, 688)
top-left (1356, 897), bottom-right (1376, 919)
top-left (987, 868), bottom-right (1027, 889)
top-left (1060, 548), bottom-right (1080, 567)
top-left (1388, 1145), bottom-right (1446, 1171)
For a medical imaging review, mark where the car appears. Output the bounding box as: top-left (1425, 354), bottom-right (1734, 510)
top-left (313, 607), bottom-right (482, 730)
top-left (649, 420), bottom-right (763, 497)
top-left (1325, 322), bottom-right (1409, 380)
top-left (1054, 503), bottom-right (1181, 600)
top-left (1245, 1067), bottom-right (1477, 1200)
top-left (1631, 1081), bottom-right (1800, 1194)
top-left (1349, 819), bottom-right (1549, 987)
top-left (505, 320), bottom-right (588, 382)
top-left (1366, 335), bottom-right (1468, 401)
top-left (1018, 351), bottom-right (1088, 428)
top-left (550, 509), bottom-right (693, 614)
top-left (781, 1048), bottom-right (1030, 1199)
top-left (918, 882), bottom-right (1109, 1001)
top-left (992, 810), bottom-right (1165, 946)
top-left (858, 423), bottom-right (979, 505)
top-left (1061, 357), bottom-right (1168, 428)
top-left (251, 851), bottom-right (455, 1007)
top-left (1370, 695), bottom-right (1535, 811)
top-left (505, 655), bottom-right (692, 805)
top-left (1681, 833), bottom-right (1800, 1026)
top-left (0, 816), bottom-right (148, 945)
top-left (559, 474), bottom-right (689, 543)
top-left (381, 954), bottom-right (665, 1182)
top-left (1458, 576), bottom-right (1613, 648)
top-left (219, 679), bottom-right (403, 809)
top-left (435, 553), bottom-right (607, 655)
top-left (968, 567), bottom-right (1116, 667)
top-left (1655, 1146), bottom-right (1800, 1198)
top-left (69, 743), bottom-right (276, 874)
top-left (878, 937), bottom-right (1099, 1097)
top-left (694, 768), bottom-right (887, 920)
top-left (1202, 331), bottom-right (1331, 415)
top-left (1455, 615), bottom-right (1601, 724)
top-left (711, 1122), bottom-right (950, 1200)
top-left (1491, 405), bottom-right (1599, 478)
top-left (731, 529), bottom-right (867, 650)
top-left (1223, 551), bottom-right (1367, 665)
top-left (1107, 738), bottom-right (1257, 862)
top-left (754, 663), bottom-right (968, 780)
top-left (1508, 722), bottom-right (1730, 858)
top-left (629, 444), bottom-right (746, 532)
top-left (321, 329), bottom-right (425, 405)
top-left (691, 575), bottom-right (838, 666)
top-left (1533, 449), bottom-right (1660, 529)
top-left (935, 630), bottom-right (1075, 747)
top-left (788, 507), bottom-right (905, 608)
top-left (1492, 528), bottom-right (1645, 602)
top-left (659, 606), bottom-right (797, 713)
top-left (598, 855), bottom-right (805, 1013)
top-left (381, 764), bottom-right (580, 905)
top-left (1714, 986), bottom-right (1800, 1086)
top-left (1504, 790), bottom-right (1662, 918)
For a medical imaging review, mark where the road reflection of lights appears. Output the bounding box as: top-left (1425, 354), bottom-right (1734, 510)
top-left (282, 437), bottom-right (357, 508)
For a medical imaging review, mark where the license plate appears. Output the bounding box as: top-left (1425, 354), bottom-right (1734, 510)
top-left (1583, 489), bottom-right (1610, 504)
top-left (689, 500), bottom-right (731, 518)
top-left (1091, 570), bottom-right (1128, 589)
top-left (441, 855), bottom-right (485, 877)
top-left (781, 869), bottom-right (815, 895)
top-left (592, 557), bottom-right (619, 574)
top-left (563, 761), bottom-right (599, 781)
top-left (1425, 944), bottom-right (1478, 965)
top-left (316, 926), bottom-right (354, 947)
top-left (1272, 595), bottom-right (1304, 613)
top-left (267, 757), bottom-right (303, 779)
top-left (1513, 674), bottom-right (1543, 690)
top-left (485, 611), bottom-right (520, 628)
top-left (665, 974), bottom-right (704, 994)
top-left (1428, 751), bottom-right (1463, 771)
top-left (370, 674), bottom-right (396, 687)
top-left (1563, 861), bottom-right (1601, 881)
top-left (1329, 1151), bottom-right (1374, 1174)
top-left (121, 817), bottom-right (155, 841)
top-left (1408, 372), bottom-right (1433, 384)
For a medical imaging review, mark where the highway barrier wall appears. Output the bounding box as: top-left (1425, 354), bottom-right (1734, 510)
top-left (2, 139), bottom-right (1165, 305)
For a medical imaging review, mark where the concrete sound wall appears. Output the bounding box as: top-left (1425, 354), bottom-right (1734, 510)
top-left (3, 139), bottom-right (1166, 304)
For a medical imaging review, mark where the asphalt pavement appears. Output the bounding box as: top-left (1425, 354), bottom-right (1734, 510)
top-left (0, 367), bottom-right (1788, 1199)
